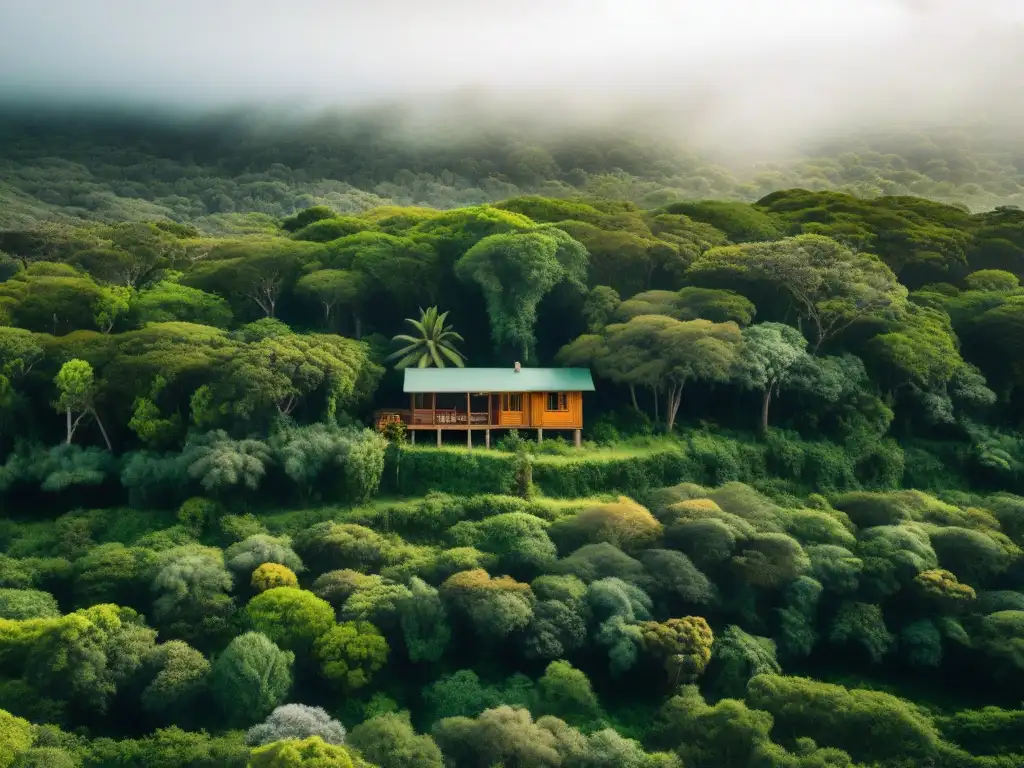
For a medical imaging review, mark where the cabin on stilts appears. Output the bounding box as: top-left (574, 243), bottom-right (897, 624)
top-left (380, 364), bottom-right (595, 448)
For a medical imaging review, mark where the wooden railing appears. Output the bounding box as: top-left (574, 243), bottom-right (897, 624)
top-left (412, 409), bottom-right (492, 426)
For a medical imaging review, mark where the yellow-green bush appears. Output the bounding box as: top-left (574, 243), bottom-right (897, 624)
top-left (252, 563), bottom-right (299, 592)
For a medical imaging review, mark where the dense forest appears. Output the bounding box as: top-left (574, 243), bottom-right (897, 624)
top-left (1, 114), bottom-right (1024, 766)
top-left (2, 111), bottom-right (1024, 231)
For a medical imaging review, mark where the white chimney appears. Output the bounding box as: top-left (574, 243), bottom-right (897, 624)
top-left (514, 362), bottom-right (521, 372)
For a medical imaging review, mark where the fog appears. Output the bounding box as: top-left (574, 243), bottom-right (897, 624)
top-left (1, 0), bottom-right (1023, 155)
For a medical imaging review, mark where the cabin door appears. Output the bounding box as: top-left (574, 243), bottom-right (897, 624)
top-left (497, 392), bottom-right (527, 426)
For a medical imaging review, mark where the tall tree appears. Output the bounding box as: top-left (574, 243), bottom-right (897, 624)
top-left (736, 322), bottom-right (813, 432)
top-left (607, 315), bottom-right (742, 431)
top-left (54, 359), bottom-right (112, 450)
top-left (689, 234), bottom-right (907, 351)
top-left (295, 269), bottom-right (366, 335)
top-left (455, 228), bottom-right (587, 362)
top-left (385, 306), bottom-right (466, 370)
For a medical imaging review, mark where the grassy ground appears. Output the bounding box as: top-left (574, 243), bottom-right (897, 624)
top-left (405, 436), bottom-right (683, 463)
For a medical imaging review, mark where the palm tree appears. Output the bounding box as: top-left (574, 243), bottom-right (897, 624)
top-left (386, 306), bottom-right (466, 369)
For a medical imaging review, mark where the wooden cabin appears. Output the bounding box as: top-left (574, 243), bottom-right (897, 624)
top-left (388, 365), bottom-right (595, 448)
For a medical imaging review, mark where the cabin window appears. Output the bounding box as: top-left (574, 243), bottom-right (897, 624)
top-left (413, 393), bottom-right (430, 409)
top-left (502, 393), bottom-right (523, 411)
top-left (546, 392), bottom-right (568, 411)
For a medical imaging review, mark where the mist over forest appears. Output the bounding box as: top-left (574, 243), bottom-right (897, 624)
top-left (2, 1), bottom-right (1023, 224)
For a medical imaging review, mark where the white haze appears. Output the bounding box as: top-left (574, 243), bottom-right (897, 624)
top-left (1, 0), bottom-right (1023, 155)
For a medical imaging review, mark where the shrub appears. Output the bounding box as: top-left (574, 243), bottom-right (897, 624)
top-left (141, 640), bottom-right (210, 724)
top-left (225, 535), bottom-right (304, 579)
top-left (385, 447), bottom-right (517, 496)
top-left (0, 708), bottom-right (33, 768)
top-left (314, 621), bottom-right (389, 690)
top-left (706, 625), bottom-right (781, 700)
top-left (0, 589), bottom-right (59, 620)
top-left (783, 510), bottom-right (856, 548)
top-left (440, 569), bottom-right (535, 639)
top-left (209, 633), bottom-right (294, 727)
top-left (312, 570), bottom-right (381, 609)
top-left (937, 706), bottom-right (1024, 756)
top-left (976, 590), bottom-right (1024, 613)
top-left (928, 526), bottom-right (1014, 585)
top-left (219, 514), bottom-right (270, 544)
top-left (177, 497), bottom-right (221, 536)
top-left (246, 588), bottom-right (335, 652)
top-left (549, 497), bottom-right (662, 554)
top-left (248, 736), bottom-right (361, 768)
top-left (449, 513), bottom-right (556, 575)
top-left (245, 704), bottom-right (346, 747)
top-left (348, 712), bottom-right (444, 768)
top-left (293, 523), bottom-right (394, 575)
top-left (536, 660), bottom-right (600, 724)
top-left (252, 564), bottom-right (299, 592)
top-left (746, 675), bottom-right (944, 764)
top-left (732, 533), bottom-right (809, 589)
top-left (829, 602), bottom-right (894, 664)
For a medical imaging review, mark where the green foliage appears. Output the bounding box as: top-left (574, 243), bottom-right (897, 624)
top-left (6, 122), bottom-right (1024, 766)
top-left (656, 685), bottom-right (779, 768)
top-left (348, 712), bottom-right (443, 768)
top-left (664, 200), bottom-right (784, 242)
top-left (706, 625), bottom-right (781, 700)
top-left (0, 589), bottom-right (59, 620)
top-left (385, 306), bottom-right (465, 369)
top-left (617, 287), bottom-right (755, 326)
top-left (456, 229), bottom-right (586, 361)
top-left (246, 588), bottom-right (335, 653)
top-left (536, 660), bottom-right (600, 725)
top-left (209, 632), bottom-right (294, 726)
top-left (176, 497), bottom-right (221, 537)
top-left (131, 280), bottom-right (232, 328)
top-left (292, 522), bottom-right (393, 575)
top-left (141, 640), bottom-right (210, 724)
top-left (313, 621), bottom-right (389, 690)
top-left (451, 512), bottom-right (556, 574)
top-left (291, 215), bottom-right (373, 242)
top-left (248, 736), bottom-right (360, 768)
top-left (398, 577), bottom-right (451, 663)
top-left (549, 498), bottom-right (661, 554)
top-left (152, 552), bottom-right (234, 643)
top-left (746, 674), bottom-right (944, 764)
top-left (224, 535), bottom-right (304, 578)
top-left (441, 569), bottom-right (535, 640)
top-left (829, 601), bottom-right (894, 663)
top-left (640, 616), bottom-right (714, 684)
top-left (282, 207), bottom-right (338, 233)
top-left (181, 431), bottom-right (273, 495)
top-left (270, 425), bottom-right (386, 504)
top-left (18, 605), bottom-right (158, 713)
top-left (82, 726), bottom-right (250, 766)
top-left (0, 709), bottom-right (33, 768)
top-left (691, 233), bottom-right (907, 350)
top-left (252, 564), bottom-right (299, 592)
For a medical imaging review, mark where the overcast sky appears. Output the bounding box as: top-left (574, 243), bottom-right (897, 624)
top-left (1, 0), bottom-right (1022, 152)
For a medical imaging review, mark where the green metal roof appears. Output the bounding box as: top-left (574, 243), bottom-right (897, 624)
top-left (403, 367), bottom-right (595, 393)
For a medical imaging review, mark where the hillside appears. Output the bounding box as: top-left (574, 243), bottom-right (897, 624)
top-left (3, 118), bottom-right (1024, 765)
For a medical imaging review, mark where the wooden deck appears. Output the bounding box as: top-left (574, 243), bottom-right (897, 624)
top-left (376, 405), bottom-right (582, 447)
top-left (388, 409), bottom-right (503, 429)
